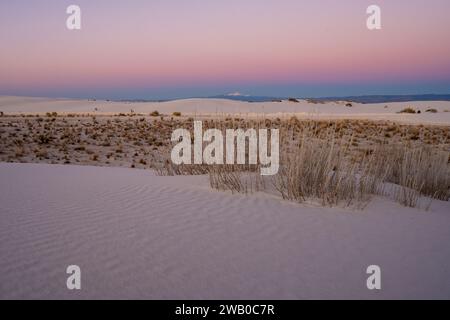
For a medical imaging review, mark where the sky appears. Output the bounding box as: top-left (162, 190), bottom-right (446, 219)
top-left (0, 0), bottom-right (450, 100)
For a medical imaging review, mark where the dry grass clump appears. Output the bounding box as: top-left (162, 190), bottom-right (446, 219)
top-left (209, 165), bottom-right (264, 194)
top-left (204, 120), bottom-right (449, 208)
top-left (388, 146), bottom-right (449, 203)
top-left (273, 137), bottom-right (361, 206)
top-left (272, 135), bottom-right (392, 207)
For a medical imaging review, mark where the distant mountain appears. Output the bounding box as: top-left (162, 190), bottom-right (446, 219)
top-left (309, 94), bottom-right (450, 104)
top-left (210, 93), bottom-right (450, 103)
top-left (208, 94), bottom-right (285, 102)
top-left (115, 93), bottom-right (450, 104)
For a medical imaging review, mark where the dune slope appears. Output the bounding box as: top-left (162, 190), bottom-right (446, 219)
top-left (0, 163), bottom-right (449, 299)
top-left (1, 96), bottom-right (450, 125)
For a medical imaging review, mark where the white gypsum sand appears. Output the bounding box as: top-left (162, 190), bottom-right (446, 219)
top-left (0, 96), bottom-right (449, 299)
top-left (0, 163), bottom-right (449, 299)
top-left (1, 96), bottom-right (450, 125)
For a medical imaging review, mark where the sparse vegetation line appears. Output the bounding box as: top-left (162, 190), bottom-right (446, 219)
top-left (1, 115), bottom-right (448, 208)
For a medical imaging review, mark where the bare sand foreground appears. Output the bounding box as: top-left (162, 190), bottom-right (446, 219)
top-left (0, 163), bottom-right (449, 299)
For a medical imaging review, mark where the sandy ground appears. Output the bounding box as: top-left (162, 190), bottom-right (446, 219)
top-left (1, 96), bottom-right (450, 125)
top-left (0, 163), bottom-right (449, 299)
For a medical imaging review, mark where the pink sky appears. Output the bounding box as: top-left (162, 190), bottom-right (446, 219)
top-left (0, 0), bottom-right (449, 99)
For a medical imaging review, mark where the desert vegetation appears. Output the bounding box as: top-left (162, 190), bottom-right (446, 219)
top-left (158, 117), bottom-right (450, 208)
top-left (1, 114), bottom-right (449, 208)
top-left (0, 114), bottom-right (174, 169)
top-left (398, 107), bottom-right (417, 114)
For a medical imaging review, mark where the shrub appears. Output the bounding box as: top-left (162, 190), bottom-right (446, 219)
top-left (38, 134), bottom-right (52, 145)
top-left (172, 112), bottom-right (182, 117)
top-left (288, 98), bottom-right (300, 103)
top-left (426, 108), bottom-right (438, 113)
top-left (150, 111), bottom-right (160, 117)
top-left (398, 107), bottom-right (416, 114)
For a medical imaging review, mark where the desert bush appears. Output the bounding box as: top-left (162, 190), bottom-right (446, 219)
top-left (426, 108), bottom-right (438, 113)
top-left (288, 98), bottom-right (300, 103)
top-left (38, 134), bottom-right (52, 145)
top-left (172, 112), bottom-right (182, 117)
top-left (398, 107), bottom-right (416, 114)
top-left (150, 111), bottom-right (160, 117)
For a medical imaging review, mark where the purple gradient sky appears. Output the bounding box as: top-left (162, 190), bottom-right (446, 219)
top-left (1, 0), bottom-right (450, 99)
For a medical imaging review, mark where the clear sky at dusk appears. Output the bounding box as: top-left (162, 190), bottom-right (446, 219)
top-left (1, 0), bottom-right (450, 99)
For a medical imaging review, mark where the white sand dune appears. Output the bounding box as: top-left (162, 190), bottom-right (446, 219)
top-left (1, 96), bottom-right (450, 125)
top-left (0, 163), bottom-right (449, 299)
